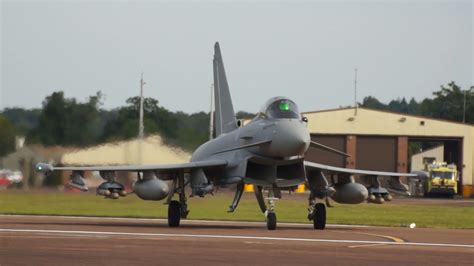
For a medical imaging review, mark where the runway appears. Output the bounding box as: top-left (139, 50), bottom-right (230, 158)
top-left (0, 215), bottom-right (472, 265)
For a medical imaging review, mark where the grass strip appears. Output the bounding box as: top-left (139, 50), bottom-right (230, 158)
top-left (0, 191), bottom-right (473, 229)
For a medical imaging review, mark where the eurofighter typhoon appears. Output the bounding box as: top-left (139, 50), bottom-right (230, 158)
top-left (36, 43), bottom-right (415, 230)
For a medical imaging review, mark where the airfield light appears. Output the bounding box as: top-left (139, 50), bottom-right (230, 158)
top-left (279, 101), bottom-right (290, 111)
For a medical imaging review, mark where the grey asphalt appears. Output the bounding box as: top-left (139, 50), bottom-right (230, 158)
top-left (0, 215), bottom-right (473, 265)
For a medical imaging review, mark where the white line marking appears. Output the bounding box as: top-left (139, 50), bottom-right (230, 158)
top-left (348, 244), bottom-right (385, 248)
top-left (0, 228), bottom-right (472, 248)
top-left (0, 214), bottom-right (369, 228)
top-left (348, 243), bottom-right (388, 248)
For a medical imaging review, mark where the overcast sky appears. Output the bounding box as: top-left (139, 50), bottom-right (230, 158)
top-left (1, 1), bottom-right (472, 114)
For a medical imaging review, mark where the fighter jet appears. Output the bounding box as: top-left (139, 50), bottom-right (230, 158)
top-left (36, 42), bottom-right (416, 230)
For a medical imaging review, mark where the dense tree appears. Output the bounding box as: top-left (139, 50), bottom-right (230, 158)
top-left (361, 96), bottom-right (387, 110)
top-left (101, 96), bottom-right (178, 141)
top-left (101, 96), bottom-right (209, 151)
top-left (0, 114), bottom-right (16, 156)
top-left (1, 108), bottom-right (41, 135)
top-left (420, 82), bottom-right (473, 123)
top-left (407, 98), bottom-right (420, 114)
top-left (173, 111), bottom-right (209, 150)
top-left (361, 82), bottom-right (473, 124)
top-left (31, 91), bottom-right (102, 146)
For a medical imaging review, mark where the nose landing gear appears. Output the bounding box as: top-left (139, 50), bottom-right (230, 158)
top-left (254, 185), bottom-right (280, 230)
top-left (265, 192), bottom-right (279, 230)
top-left (266, 212), bottom-right (277, 230)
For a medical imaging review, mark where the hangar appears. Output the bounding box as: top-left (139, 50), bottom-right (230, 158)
top-left (303, 107), bottom-right (474, 198)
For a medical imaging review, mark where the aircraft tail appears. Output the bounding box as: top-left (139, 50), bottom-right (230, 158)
top-left (213, 42), bottom-right (237, 136)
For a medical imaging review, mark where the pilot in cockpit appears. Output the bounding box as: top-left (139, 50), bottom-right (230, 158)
top-left (258, 98), bottom-right (301, 119)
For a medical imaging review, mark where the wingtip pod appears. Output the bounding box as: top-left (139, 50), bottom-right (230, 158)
top-left (35, 163), bottom-right (53, 174)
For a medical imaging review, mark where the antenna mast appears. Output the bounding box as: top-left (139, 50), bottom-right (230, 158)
top-left (138, 72), bottom-right (145, 139)
top-left (209, 83), bottom-right (214, 140)
top-left (354, 67), bottom-right (358, 116)
top-left (463, 89), bottom-right (468, 123)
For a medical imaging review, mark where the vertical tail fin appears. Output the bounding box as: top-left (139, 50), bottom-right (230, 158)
top-left (213, 42), bottom-right (237, 136)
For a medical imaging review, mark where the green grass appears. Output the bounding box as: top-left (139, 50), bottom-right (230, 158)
top-left (0, 190), bottom-right (473, 229)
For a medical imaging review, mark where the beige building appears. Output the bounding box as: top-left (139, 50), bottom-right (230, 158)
top-left (410, 145), bottom-right (444, 172)
top-left (303, 107), bottom-right (474, 197)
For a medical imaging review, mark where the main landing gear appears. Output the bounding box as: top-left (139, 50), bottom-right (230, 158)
top-left (168, 200), bottom-right (181, 227)
top-left (306, 170), bottom-right (332, 230)
top-left (166, 173), bottom-right (189, 227)
top-left (308, 194), bottom-right (327, 230)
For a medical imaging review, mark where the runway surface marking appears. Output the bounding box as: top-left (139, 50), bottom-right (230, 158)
top-left (343, 232), bottom-right (404, 248)
top-left (0, 214), bottom-right (368, 228)
top-left (358, 233), bottom-right (404, 243)
top-left (1, 228), bottom-right (473, 249)
top-left (348, 243), bottom-right (388, 248)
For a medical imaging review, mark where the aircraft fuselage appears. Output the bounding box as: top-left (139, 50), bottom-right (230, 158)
top-left (188, 97), bottom-right (311, 194)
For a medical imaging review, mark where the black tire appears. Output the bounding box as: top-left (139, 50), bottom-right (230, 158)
top-left (266, 212), bottom-right (277, 230)
top-left (383, 194), bottom-right (392, 201)
top-left (313, 203), bottom-right (326, 230)
top-left (374, 196), bottom-right (385, 204)
top-left (168, 200), bottom-right (181, 227)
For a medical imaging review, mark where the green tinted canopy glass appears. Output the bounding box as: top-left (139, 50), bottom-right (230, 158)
top-left (265, 99), bottom-right (300, 119)
top-left (279, 101), bottom-right (290, 111)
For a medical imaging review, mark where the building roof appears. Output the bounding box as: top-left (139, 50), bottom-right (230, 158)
top-left (303, 106), bottom-right (474, 138)
top-left (303, 107), bottom-right (474, 127)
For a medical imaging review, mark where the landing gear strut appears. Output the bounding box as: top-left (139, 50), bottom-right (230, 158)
top-left (255, 186), bottom-right (279, 230)
top-left (228, 182), bottom-right (244, 213)
top-left (167, 173), bottom-right (189, 227)
top-left (265, 189), bottom-right (278, 230)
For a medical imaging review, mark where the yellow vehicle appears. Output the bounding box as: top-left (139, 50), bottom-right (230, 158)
top-left (423, 163), bottom-right (458, 197)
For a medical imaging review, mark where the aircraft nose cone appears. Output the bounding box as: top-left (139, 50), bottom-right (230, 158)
top-left (266, 120), bottom-right (310, 157)
top-left (291, 132), bottom-right (310, 152)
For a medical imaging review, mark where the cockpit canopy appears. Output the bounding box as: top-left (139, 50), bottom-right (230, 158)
top-left (259, 97), bottom-right (301, 119)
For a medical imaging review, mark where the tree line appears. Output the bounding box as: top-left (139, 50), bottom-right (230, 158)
top-left (0, 91), bottom-right (211, 156)
top-left (360, 82), bottom-right (473, 123)
top-left (0, 81), bottom-right (473, 157)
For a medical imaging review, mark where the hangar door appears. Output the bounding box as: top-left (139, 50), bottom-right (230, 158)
top-left (356, 136), bottom-right (397, 172)
top-left (306, 134), bottom-right (346, 167)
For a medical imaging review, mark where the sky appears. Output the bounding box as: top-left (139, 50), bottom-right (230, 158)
top-left (1, 0), bottom-right (472, 114)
